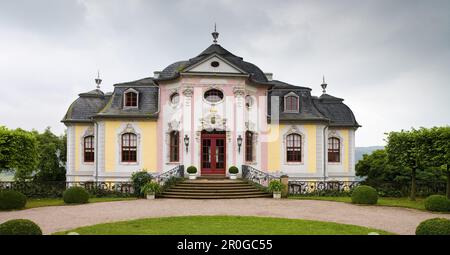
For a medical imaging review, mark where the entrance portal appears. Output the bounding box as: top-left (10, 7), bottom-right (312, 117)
top-left (201, 130), bottom-right (226, 175)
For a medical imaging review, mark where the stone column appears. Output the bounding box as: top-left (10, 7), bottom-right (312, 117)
top-left (280, 175), bottom-right (289, 198)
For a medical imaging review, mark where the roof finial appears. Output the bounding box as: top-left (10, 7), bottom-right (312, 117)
top-left (212, 23), bottom-right (219, 44)
top-left (95, 70), bottom-right (102, 89)
top-left (321, 75), bottom-right (327, 94)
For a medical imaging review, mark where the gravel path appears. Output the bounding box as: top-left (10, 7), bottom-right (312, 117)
top-left (1, 199), bottom-right (449, 235)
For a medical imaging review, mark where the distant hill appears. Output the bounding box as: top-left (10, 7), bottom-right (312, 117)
top-left (355, 146), bottom-right (384, 163)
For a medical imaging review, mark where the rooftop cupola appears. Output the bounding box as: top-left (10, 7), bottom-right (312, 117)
top-left (321, 75), bottom-right (327, 94)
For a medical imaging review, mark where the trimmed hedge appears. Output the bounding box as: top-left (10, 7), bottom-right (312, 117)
top-left (63, 187), bottom-right (89, 204)
top-left (416, 218), bottom-right (450, 235)
top-left (131, 171), bottom-right (153, 197)
top-left (424, 195), bottom-right (450, 212)
top-left (0, 190), bottom-right (27, 210)
top-left (0, 219), bottom-right (42, 235)
top-left (351, 185), bottom-right (378, 205)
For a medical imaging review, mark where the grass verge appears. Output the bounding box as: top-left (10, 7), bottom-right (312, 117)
top-left (25, 197), bottom-right (137, 209)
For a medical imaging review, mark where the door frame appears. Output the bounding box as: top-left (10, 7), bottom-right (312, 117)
top-left (200, 131), bottom-right (226, 175)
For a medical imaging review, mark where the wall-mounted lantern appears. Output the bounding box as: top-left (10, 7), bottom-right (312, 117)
top-left (237, 135), bottom-right (243, 153)
top-left (184, 135), bottom-right (190, 153)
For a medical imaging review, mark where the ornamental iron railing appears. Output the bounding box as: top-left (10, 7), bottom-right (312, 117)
top-left (242, 165), bottom-right (279, 187)
top-left (0, 181), bottom-right (134, 198)
top-left (153, 165), bottom-right (184, 186)
top-left (288, 181), bottom-right (360, 195)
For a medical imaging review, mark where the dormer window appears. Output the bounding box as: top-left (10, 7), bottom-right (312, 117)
top-left (284, 92), bottom-right (299, 112)
top-left (124, 89), bottom-right (138, 108)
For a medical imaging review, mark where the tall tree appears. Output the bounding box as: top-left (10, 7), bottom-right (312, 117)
top-left (0, 126), bottom-right (38, 180)
top-left (385, 129), bottom-right (427, 200)
top-left (426, 126), bottom-right (450, 198)
top-left (32, 127), bottom-right (67, 182)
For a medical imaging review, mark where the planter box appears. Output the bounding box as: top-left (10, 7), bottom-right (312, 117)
top-left (273, 192), bottom-right (281, 199)
top-left (146, 193), bottom-right (155, 200)
top-left (188, 173), bottom-right (197, 180)
top-left (229, 173), bottom-right (237, 180)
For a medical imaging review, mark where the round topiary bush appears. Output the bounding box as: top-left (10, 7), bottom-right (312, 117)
top-left (416, 218), bottom-right (450, 235)
top-left (351, 185), bottom-right (378, 205)
top-left (187, 166), bottom-right (197, 174)
top-left (63, 187), bottom-right (89, 204)
top-left (0, 219), bottom-right (42, 235)
top-left (0, 190), bottom-right (27, 210)
top-left (228, 166), bottom-right (238, 174)
top-left (424, 195), bottom-right (450, 212)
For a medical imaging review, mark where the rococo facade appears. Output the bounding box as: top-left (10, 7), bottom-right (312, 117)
top-left (62, 30), bottom-right (360, 182)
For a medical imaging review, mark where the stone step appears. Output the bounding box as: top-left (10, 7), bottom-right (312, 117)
top-left (163, 190), bottom-right (267, 196)
top-left (159, 194), bottom-right (272, 199)
top-left (169, 187), bottom-right (257, 192)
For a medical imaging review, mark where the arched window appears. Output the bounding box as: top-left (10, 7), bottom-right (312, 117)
top-left (328, 137), bottom-right (340, 163)
top-left (204, 89), bottom-right (224, 103)
top-left (122, 133), bottom-right (137, 162)
top-left (169, 131), bottom-right (179, 162)
top-left (285, 94), bottom-right (299, 112)
top-left (286, 134), bottom-right (302, 162)
top-left (124, 91), bottom-right (138, 107)
top-left (84, 136), bottom-right (94, 162)
top-left (245, 131), bottom-right (254, 162)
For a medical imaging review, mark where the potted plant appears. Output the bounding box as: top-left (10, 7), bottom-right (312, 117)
top-left (268, 180), bottom-right (286, 199)
top-left (228, 166), bottom-right (239, 180)
top-left (141, 182), bottom-right (161, 200)
top-left (186, 166), bottom-right (197, 180)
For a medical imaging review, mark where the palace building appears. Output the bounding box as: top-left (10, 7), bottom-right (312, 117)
top-left (62, 29), bottom-right (360, 182)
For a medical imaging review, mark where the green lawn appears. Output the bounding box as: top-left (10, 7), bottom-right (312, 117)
top-left (25, 197), bottom-right (137, 209)
top-left (54, 215), bottom-right (392, 235)
top-left (289, 196), bottom-right (427, 211)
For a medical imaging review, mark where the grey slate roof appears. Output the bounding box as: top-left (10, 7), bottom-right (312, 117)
top-left (62, 89), bottom-right (109, 123)
top-left (313, 94), bottom-right (360, 127)
top-left (158, 44), bottom-right (268, 83)
top-left (95, 78), bottom-right (159, 119)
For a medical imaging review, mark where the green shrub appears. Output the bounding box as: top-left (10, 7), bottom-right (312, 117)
top-left (63, 187), bottom-right (89, 204)
top-left (351, 185), bottom-right (378, 205)
top-left (416, 218), bottom-right (450, 235)
top-left (268, 180), bottom-right (286, 193)
top-left (141, 182), bottom-right (161, 195)
top-left (0, 190), bottom-right (27, 210)
top-left (228, 166), bottom-right (238, 174)
top-left (424, 195), bottom-right (450, 212)
top-left (187, 166), bottom-right (197, 174)
top-left (0, 219), bottom-right (42, 235)
top-left (131, 171), bottom-right (152, 197)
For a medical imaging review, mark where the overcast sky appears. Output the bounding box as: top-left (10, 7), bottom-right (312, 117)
top-left (0, 0), bottom-right (449, 147)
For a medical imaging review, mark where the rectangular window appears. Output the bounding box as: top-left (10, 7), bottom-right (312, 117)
top-left (84, 136), bottom-right (94, 162)
top-left (286, 134), bottom-right (302, 162)
top-left (170, 131), bottom-right (179, 162)
top-left (245, 131), bottom-right (253, 162)
top-left (122, 133), bottom-right (137, 162)
top-left (328, 137), bottom-right (340, 163)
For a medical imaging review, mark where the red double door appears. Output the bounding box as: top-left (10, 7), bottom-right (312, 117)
top-left (201, 131), bottom-right (226, 175)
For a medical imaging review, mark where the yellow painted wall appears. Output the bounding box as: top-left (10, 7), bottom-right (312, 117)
top-left (267, 123), bottom-right (281, 172)
top-left (104, 121), bottom-right (121, 172)
top-left (139, 121), bottom-right (158, 172)
top-left (305, 125), bottom-right (316, 173)
top-left (103, 120), bottom-right (158, 172)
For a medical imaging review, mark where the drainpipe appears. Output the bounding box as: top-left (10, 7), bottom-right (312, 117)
top-left (94, 119), bottom-right (99, 183)
top-left (323, 125), bottom-right (328, 182)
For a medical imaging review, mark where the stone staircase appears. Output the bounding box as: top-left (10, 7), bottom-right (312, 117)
top-left (159, 178), bottom-right (271, 199)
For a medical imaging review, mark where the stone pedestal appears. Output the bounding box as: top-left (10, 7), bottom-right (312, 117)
top-left (280, 175), bottom-right (289, 198)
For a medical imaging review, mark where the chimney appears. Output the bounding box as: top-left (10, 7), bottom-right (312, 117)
top-left (154, 71), bottom-right (161, 79)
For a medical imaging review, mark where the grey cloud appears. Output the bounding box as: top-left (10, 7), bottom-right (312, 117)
top-left (0, 0), bottom-right (449, 147)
